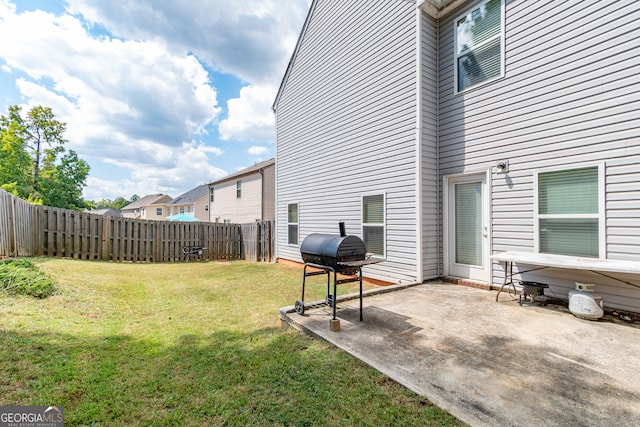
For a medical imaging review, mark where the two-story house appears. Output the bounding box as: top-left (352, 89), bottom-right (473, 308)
top-left (273, 0), bottom-right (640, 312)
top-left (208, 158), bottom-right (275, 223)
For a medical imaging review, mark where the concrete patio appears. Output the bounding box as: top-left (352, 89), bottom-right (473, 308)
top-left (280, 283), bottom-right (640, 426)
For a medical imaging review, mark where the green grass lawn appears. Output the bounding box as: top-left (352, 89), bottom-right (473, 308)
top-left (0, 259), bottom-right (464, 426)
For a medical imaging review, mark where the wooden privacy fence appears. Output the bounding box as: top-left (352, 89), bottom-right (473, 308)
top-left (241, 221), bottom-right (274, 262)
top-left (0, 190), bottom-right (273, 263)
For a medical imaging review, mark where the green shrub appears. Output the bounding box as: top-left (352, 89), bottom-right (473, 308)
top-left (0, 259), bottom-right (55, 298)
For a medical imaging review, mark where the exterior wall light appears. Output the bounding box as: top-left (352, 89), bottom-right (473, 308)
top-left (496, 160), bottom-right (509, 173)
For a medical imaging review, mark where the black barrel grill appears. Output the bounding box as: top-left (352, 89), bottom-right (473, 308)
top-left (295, 223), bottom-right (384, 324)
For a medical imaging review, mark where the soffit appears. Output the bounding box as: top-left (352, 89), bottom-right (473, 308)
top-left (421, 0), bottom-right (469, 18)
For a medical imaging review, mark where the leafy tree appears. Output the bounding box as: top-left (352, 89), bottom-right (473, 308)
top-left (0, 105), bottom-right (90, 210)
top-left (0, 107), bottom-right (31, 195)
top-left (92, 195), bottom-right (139, 209)
top-left (38, 150), bottom-right (90, 210)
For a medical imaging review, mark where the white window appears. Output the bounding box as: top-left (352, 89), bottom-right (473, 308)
top-left (287, 203), bottom-right (299, 245)
top-left (156, 207), bottom-right (163, 216)
top-left (210, 187), bottom-right (214, 202)
top-left (204, 204), bottom-right (209, 212)
top-left (236, 180), bottom-right (242, 198)
top-left (179, 207), bottom-right (185, 214)
top-left (362, 194), bottom-right (385, 256)
top-left (454, 0), bottom-right (505, 93)
top-left (535, 165), bottom-right (604, 258)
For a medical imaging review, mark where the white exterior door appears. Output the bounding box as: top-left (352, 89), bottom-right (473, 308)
top-left (446, 173), bottom-right (490, 282)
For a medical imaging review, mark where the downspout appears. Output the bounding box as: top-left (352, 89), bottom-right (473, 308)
top-left (415, 4), bottom-right (424, 284)
top-left (260, 168), bottom-right (265, 221)
top-left (273, 110), bottom-right (279, 261)
top-left (436, 14), bottom-right (442, 277)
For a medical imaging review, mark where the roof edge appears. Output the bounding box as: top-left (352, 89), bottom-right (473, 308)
top-left (208, 158), bottom-right (275, 186)
top-left (272, 0), bottom-right (319, 113)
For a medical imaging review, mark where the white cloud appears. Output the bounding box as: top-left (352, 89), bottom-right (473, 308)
top-left (218, 84), bottom-right (277, 142)
top-left (0, 3), bottom-right (222, 170)
top-left (248, 145), bottom-right (269, 156)
top-left (65, 0), bottom-right (309, 84)
top-left (83, 141), bottom-right (227, 200)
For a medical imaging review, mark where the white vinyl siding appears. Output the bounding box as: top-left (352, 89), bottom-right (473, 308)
top-left (421, 11), bottom-right (439, 279)
top-left (454, 0), bottom-right (504, 93)
top-left (438, 0), bottom-right (640, 312)
top-left (210, 174), bottom-right (263, 223)
top-left (275, 0), bottom-right (420, 284)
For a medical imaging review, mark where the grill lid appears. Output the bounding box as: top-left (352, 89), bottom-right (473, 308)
top-left (300, 233), bottom-right (366, 271)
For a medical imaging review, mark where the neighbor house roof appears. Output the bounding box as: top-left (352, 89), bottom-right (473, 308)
top-left (90, 207), bottom-right (122, 217)
top-left (208, 158), bottom-right (275, 186)
top-left (168, 184), bottom-right (209, 206)
top-left (121, 194), bottom-right (172, 211)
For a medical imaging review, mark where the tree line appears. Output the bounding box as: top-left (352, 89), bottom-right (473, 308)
top-left (0, 105), bottom-right (137, 211)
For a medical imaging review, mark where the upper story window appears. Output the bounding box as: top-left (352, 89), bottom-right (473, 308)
top-left (179, 207), bottom-right (185, 214)
top-left (236, 180), bottom-right (242, 198)
top-left (535, 165), bottom-right (603, 258)
top-left (204, 204), bottom-right (209, 212)
top-left (362, 194), bottom-right (385, 257)
top-left (454, 0), bottom-right (505, 93)
top-left (156, 207), bottom-right (163, 216)
top-left (210, 187), bottom-right (214, 202)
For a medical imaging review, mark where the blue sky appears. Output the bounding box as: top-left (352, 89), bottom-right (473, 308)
top-left (0, 0), bottom-right (308, 201)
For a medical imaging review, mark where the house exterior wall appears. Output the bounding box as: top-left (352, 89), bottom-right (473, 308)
top-left (437, 0), bottom-right (640, 311)
top-left (142, 204), bottom-right (167, 220)
top-left (210, 173), bottom-right (263, 224)
top-left (275, 0), bottom-right (421, 284)
top-left (262, 164), bottom-right (276, 222)
top-left (168, 195), bottom-right (210, 221)
top-left (193, 194), bottom-right (210, 222)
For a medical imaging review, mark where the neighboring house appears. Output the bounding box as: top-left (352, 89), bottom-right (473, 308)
top-left (89, 207), bottom-right (122, 217)
top-left (167, 184), bottom-right (210, 221)
top-left (208, 159), bottom-right (275, 223)
top-left (273, 0), bottom-right (640, 312)
top-left (121, 194), bottom-right (173, 220)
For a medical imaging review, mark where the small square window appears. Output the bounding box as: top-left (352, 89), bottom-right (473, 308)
top-left (362, 194), bottom-right (385, 256)
top-left (156, 207), bottom-right (163, 216)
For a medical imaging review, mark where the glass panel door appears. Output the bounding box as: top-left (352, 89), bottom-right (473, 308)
top-left (455, 182), bottom-right (483, 266)
top-left (447, 173), bottom-right (489, 282)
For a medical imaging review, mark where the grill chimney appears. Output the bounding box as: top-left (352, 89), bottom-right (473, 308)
top-left (339, 221), bottom-right (346, 237)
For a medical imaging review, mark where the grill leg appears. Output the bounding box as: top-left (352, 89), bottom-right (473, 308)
top-left (359, 267), bottom-right (363, 322)
top-left (301, 265), bottom-right (308, 301)
top-left (332, 268), bottom-right (338, 321)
